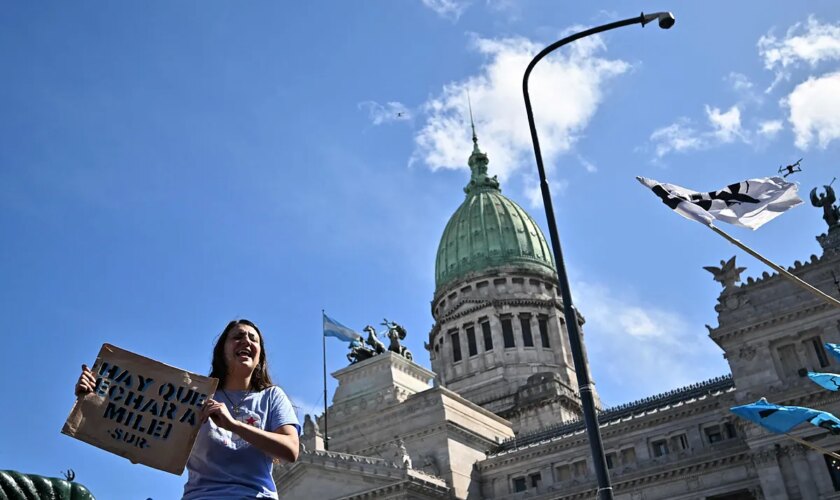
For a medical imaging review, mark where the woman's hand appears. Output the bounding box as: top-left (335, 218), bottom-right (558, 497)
top-left (201, 399), bottom-right (238, 431)
top-left (74, 364), bottom-right (96, 397)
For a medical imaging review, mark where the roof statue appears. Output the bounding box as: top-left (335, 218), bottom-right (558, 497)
top-left (382, 318), bottom-right (413, 360)
top-left (346, 322), bottom-right (412, 364)
top-left (393, 438), bottom-right (412, 469)
top-left (704, 256), bottom-right (746, 289)
top-left (811, 180), bottom-right (840, 230)
top-left (303, 414), bottom-right (319, 435)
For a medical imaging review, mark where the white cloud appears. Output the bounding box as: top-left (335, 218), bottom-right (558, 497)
top-left (759, 17), bottom-right (840, 92)
top-left (421, 0), bottom-right (469, 20)
top-left (706, 105), bottom-right (744, 143)
top-left (358, 101), bottom-right (412, 125)
top-left (414, 33), bottom-right (629, 182)
top-left (573, 280), bottom-right (727, 404)
top-left (649, 105), bottom-right (749, 158)
top-left (785, 71), bottom-right (840, 149)
top-left (727, 72), bottom-right (754, 92)
top-left (759, 17), bottom-right (840, 71)
top-left (649, 119), bottom-right (704, 157)
top-left (757, 120), bottom-right (783, 138)
top-left (725, 72), bottom-right (762, 105)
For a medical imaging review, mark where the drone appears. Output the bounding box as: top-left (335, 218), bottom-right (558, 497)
top-left (778, 158), bottom-right (803, 178)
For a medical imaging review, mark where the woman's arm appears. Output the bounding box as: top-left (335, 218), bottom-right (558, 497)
top-left (231, 422), bottom-right (300, 463)
top-left (201, 399), bottom-right (300, 463)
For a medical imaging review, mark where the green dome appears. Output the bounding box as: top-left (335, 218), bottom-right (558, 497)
top-left (435, 137), bottom-right (556, 292)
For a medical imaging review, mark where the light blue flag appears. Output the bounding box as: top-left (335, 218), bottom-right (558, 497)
top-left (825, 343), bottom-right (840, 362)
top-left (808, 372), bottom-right (840, 391)
top-left (323, 313), bottom-right (362, 343)
top-left (731, 397), bottom-right (840, 434)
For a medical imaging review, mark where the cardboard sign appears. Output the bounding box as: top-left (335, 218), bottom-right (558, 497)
top-left (62, 344), bottom-right (218, 475)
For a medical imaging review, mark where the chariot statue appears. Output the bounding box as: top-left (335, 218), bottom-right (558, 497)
top-left (346, 321), bottom-right (413, 363)
top-left (382, 319), bottom-right (413, 360)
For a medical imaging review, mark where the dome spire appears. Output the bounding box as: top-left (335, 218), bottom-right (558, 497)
top-left (464, 92), bottom-right (500, 195)
top-left (469, 91), bottom-right (479, 153)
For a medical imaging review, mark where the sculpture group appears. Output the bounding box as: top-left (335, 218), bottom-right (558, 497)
top-left (347, 319), bottom-right (413, 364)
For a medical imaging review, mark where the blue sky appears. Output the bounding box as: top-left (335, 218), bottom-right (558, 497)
top-left (2, 1), bottom-right (840, 498)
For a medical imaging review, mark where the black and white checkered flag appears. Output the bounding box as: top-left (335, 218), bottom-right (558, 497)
top-left (637, 176), bottom-right (802, 229)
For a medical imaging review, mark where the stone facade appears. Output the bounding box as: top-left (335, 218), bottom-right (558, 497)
top-left (274, 140), bottom-right (840, 499)
top-left (428, 267), bottom-right (592, 435)
top-left (276, 233), bottom-right (840, 498)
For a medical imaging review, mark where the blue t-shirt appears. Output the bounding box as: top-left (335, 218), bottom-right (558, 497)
top-left (182, 386), bottom-right (301, 500)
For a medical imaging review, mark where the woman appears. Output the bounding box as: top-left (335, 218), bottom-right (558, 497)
top-left (75, 319), bottom-right (300, 499)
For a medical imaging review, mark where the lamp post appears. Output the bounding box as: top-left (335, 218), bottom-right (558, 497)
top-left (522, 12), bottom-right (675, 500)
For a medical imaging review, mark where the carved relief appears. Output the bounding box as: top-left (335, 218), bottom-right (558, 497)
top-left (738, 345), bottom-right (757, 361)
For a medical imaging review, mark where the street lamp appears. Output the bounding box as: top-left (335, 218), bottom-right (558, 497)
top-left (522, 12), bottom-right (675, 500)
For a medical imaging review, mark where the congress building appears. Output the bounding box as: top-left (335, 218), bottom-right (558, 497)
top-left (273, 136), bottom-right (840, 499)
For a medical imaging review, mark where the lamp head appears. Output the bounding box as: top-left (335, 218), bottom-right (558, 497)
top-left (641, 11), bottom-right (675, 29)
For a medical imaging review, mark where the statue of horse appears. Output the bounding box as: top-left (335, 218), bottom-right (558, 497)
top-left (363, 325), bottom-right (386, 354)
top-left (346, 337), bottom-right (374, 364)
top-left (382, 319), bottom-right (413, 360)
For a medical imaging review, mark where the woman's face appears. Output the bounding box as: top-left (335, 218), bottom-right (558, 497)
top-left (224, 323), bottom-right (262, 375)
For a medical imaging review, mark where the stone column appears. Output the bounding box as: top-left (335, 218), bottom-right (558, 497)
top-left (789, 445), bottom-right (818, 499)
top-left (805, 445), bottom-right (837, 496)
top-left (751, 447), bottom-right (788, 500)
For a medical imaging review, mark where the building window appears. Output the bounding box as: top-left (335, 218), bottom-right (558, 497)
top-left (520, 315), bottom-right (534, 347)
top-left (812, 337), bottom-right (831, 368)
top-left (555, 464), bottom-right (571, 481)
top-left (825, 452), bottom-right (840, 491)
top-left (620, 447), bottom-right (636, 464)
top-left (502, 317), bottom-right (515, 348)
top-left (450, 331), bottom-right (461, 362)
top-left (724, 422), bottom-right (737, 439)
top-left (538, 315), bottom-right (550, 348)
top-left (651, 439), bottom-right (669, 457)
top-left (671, 433), bottom-right (689, 451)
top-left (481, 321), bottom-right (493, 351)
top-left (512, 477), bottom-right (526, 493)
top-left (529, 472), bottom-right (541, 488)
top-left (466, 325), bottom-right (477, 357)
top-left (605, 452), bottom-right (617, 470)
top-left (572, 460), bottom-right (587, 478)
top-left (705, 425), bottom-right (723, 443)
top-left (777, 344), bottom-right (800, 377)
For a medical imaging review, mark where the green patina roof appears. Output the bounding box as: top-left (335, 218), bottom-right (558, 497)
top-left (434, 135), bottom-right (556, 293)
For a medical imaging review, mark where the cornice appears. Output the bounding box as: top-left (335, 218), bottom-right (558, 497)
top-left (431, 297), bottom-right (566, 339)
top-left (709, 302), bottom-right (831, 343)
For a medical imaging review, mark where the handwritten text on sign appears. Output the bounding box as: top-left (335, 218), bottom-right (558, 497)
top-left (62, 344), bottom-right (218, 474)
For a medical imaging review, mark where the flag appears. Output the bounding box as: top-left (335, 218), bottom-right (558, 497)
top-left (731, 397), bottom-right (840, 434)
top-left (808, 372), bottom-right (840, 391)
top-left (323, 313), bottom-right (362, 343)
top-left (825, 343), bottom-right (840, 362)
top-left (637, 176), bottom-right (802, 230)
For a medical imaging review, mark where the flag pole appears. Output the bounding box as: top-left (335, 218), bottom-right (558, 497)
top-left (785, 433), bottom-right (840, 461)
top-left (322, 310), bottom-right (329, 451)
top-left (708, 224), bottom-right (840, 309)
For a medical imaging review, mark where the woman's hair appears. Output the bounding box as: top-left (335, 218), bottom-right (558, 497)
top-left (210, 319), bottom-right (274, 391)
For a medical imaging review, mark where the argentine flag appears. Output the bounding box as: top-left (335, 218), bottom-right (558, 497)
top-left (323, 313), bottom-right (362, 343)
